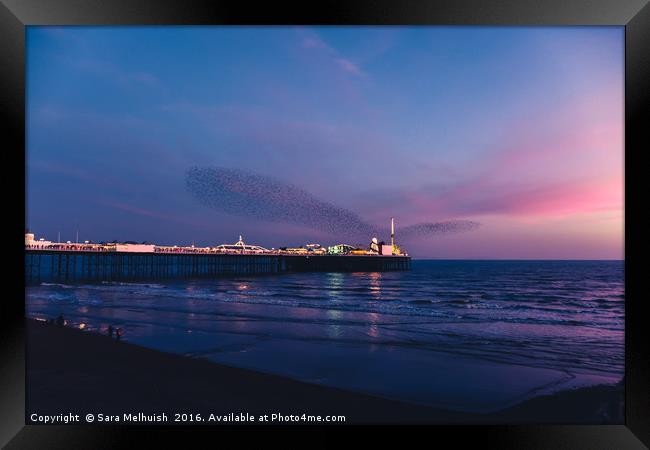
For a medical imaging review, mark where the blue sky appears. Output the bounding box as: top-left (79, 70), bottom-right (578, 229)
top-left (26, 26), bottom-right (623, 258)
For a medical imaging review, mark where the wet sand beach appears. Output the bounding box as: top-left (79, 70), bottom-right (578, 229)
top-left (26, 319), bottom-right (623, 424)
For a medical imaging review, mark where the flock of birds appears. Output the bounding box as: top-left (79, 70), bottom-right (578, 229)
top-left (185, 165), bottom-right (480, 243)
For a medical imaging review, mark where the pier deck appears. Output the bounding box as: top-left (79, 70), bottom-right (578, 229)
top-left (25, 250), bottom-right (411, 283)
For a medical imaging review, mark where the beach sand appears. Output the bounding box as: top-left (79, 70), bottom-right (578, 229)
top-left (25, 319), bottom-right (623, 424)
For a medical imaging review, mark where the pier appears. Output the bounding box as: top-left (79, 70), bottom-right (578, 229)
top-left (25, 250), bottom-right (411, 284)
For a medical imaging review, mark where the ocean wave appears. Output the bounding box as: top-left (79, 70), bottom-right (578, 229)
top-left (40, 282), bottom-right (73, 288)
top-left (101, 281), bottom-right (166, 289)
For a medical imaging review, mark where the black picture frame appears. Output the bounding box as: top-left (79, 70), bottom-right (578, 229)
top-left (1, 0), bottom-right (647, 447)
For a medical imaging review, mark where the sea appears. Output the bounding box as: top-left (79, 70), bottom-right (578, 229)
top-left (26, 260), bottom-right (625, 413)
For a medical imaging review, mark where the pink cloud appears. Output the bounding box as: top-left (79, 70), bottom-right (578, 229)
top-left (297, 28), bottom-right (366, 78)
top-left (361, 89), bottom-right (623, 225)
top-left (301, 36), bottom-right (329, 51)
top-left (423, 177), bottom-right (622, 218)
top-left (335, 58), bottom-right (365, 76)
top-left (393, 165), bottom-right (623, 223)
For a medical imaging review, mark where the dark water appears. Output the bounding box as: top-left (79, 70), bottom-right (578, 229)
top-left (26, 260), bottom-right (624, 413)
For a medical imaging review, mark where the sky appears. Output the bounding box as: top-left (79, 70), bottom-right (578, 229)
top-left (26, 26), bottom-right (624, 259)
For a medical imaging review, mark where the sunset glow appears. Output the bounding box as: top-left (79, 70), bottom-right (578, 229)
top-left (27, 26), bottom-right (624, 259)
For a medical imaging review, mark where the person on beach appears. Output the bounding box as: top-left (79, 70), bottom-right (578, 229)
top-left (116, 328), bottom-right (122, 341)
top-left (56, 313), bottom-right (65, 327)
top-left (108, 325), bottom-right (114, 338)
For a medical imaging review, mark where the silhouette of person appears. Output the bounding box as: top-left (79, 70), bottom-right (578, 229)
top-left (56, 313), bottom-right (65, 327)
top-left (116, 328), bottom-right (122, 341)
top-left (108, 325), bottom-right (114, 338)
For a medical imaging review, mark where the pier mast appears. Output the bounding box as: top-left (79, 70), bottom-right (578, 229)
top-left (391, 217), bottom-right (395, 255)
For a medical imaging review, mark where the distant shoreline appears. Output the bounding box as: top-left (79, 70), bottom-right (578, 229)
top-left (26, 319), bottom-right (623, 424)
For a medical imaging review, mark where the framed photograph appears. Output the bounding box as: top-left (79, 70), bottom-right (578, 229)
top-left (2, 0), bottom-right (648, 447)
